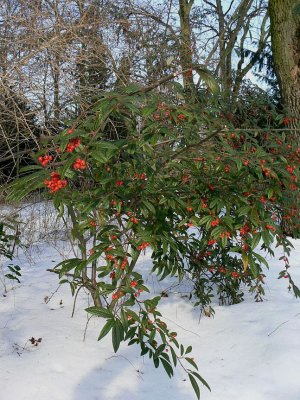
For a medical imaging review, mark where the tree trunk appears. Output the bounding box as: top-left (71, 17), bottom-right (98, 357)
top-left (269, 0), bottom-right (300, 237)
top-left (269, 0), bottom-right (300, 127)
top-left (178, 0), bottom-right (196, 99)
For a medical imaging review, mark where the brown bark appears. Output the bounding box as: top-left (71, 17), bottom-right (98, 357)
top-left (269, 0), bottom-right (300, 237)
top-left (269, 0), bottom-right (300, 128)
top-left (178, 0), bottom-right (196, 99)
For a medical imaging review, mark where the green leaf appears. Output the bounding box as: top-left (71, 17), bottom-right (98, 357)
top-left (238, 205), bottom-right (250, 217)
top-left (252, 251), bottom-right (268, 267)
top-left (60, 155), bottom-right (77, 178)
top-left (261, 230), bottom-right (272, 247)
top-left (154, 344), bottom-right (166, 359)
top-left (235, 158), bottom-right (242, 171)
top-left (148, 328), bottom-right (156, 344)
top-left (185, 357), bottom-right (198, 370)
top-left (142, 200), bottom-right (156, 214)
top-left (55, 258), bottom-right (86, 276)
top-left (194, 65), bottom-right (219, 94)
top-left (141, 344), bottom-right (149, 356)
top-left (91, 150), bottom-right (109, 163)
top-left (6, 171), bottom-right (47, 202)
top-left (161, 357), bottom-right (174, 378)
top-left (190, 371), bottom-right (211, 392)
top-left (249, 256), bottom-right (259, 278)
top-left (266, 188), bottom-right (274, 199)
top-left (19, 165), bottom-right (43, 173)
top-left (98, 319), bottom-right (115, 341)
top-left (251, 232), bottom-right (261, 249)
top-left (211, 226), bottom-right (224, 238)
top-left (170, 346), bottom-right (177, 367)
top-left (125, 327), bottom-right (137, 341)
top-left (292, 283), bottom-right (300, 298)
top-left (85, 306), bottom-right (114, 319)
top-left (188, 373), bottom-right (201, 400)
top-left (199, 215), bottom-right (213, 226)
top-left (153, 357), bottom-right (160, 368)
top-left (221, 235), bottom-right (228, 248)
top-left (180, 344), bottom-right (184, 356)
top-left (5, 273), bottom-right (20, 283)
top-left (112, 320), bottom-right (124, 352)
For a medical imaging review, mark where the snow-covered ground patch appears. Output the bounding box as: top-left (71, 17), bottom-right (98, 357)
top-left (1, 217), bottom-right (300, 399)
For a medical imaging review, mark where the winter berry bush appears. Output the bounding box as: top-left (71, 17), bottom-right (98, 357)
top-left (8, 83), bottom-right (300, 398)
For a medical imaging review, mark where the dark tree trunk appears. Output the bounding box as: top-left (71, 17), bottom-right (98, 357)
top-left (269, 0), bottom-right (300, 128)
top-left (178, 0), bottom-right (196, 99)
top-left (269, 0), bottom-right (300, 237)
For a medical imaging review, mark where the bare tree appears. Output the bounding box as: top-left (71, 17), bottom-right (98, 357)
top-left (0, 0), bottom-right (276, 184)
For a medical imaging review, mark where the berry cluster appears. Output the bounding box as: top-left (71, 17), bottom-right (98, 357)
top-left (211, 218), bottom-right (219, 227)
top-left (207, 239), bottom-right (217, 246)
top-left (220, 231), bottom-right (231, 239)
top-left (112, 290), bottom-right (124, 300)
top-left (66, 138), bottom-right (81, 152)
top-left (201, 198), bottom-right (208, 208)
top-left (120, 258), bottom-right (128, 270)
top-left (134, 172), bottom-right (146, 180)
top-left (44, 172), bottom-right (67, 193)
top-left (73, 158), bottom-right (87, 170)
top-left (286, 164), bottom-right (297, 180)
top-left (177, 113), bottom-right (186, 121)
top-left (38, 154), bottom-right (53, 167)
top-left (138, 242), bottom-right (150, 251)
top-left (240, 223), bottom-right (250, 236)
top-left (266, 224), bottom-right (276, 231)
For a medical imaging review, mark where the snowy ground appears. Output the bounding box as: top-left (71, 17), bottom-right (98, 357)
top-left (1, 207), bottom-right (300, 400)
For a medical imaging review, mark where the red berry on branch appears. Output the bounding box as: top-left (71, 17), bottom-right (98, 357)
top-left (73, 158), bottom-right (87, 170)
top-left (211, 218), bottom-right (219, 227)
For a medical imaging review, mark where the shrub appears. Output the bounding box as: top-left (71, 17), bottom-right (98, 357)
top-left (8, 86), bottom-right (300, 398)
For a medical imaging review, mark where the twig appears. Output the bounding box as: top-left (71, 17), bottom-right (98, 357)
top-left (105, 355), bottom-right (144, 379)
top-left (267, 312), bottom-right (300, 336)
top-left (71, 285), bottom-right (84, 318)
top-left (12, 340), bottom-right (29, 356)
top-left (44, 284), bottom-right (61, 304)
top-left (267, 320), bottom-right (290, 336)
top-left (161, 316), bottom-right (202, 338)
top-left (83, 314), bottom-right (93, 342)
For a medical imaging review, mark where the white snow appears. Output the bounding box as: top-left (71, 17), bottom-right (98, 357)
top-left (1, 207), bottom-right (300, 400)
